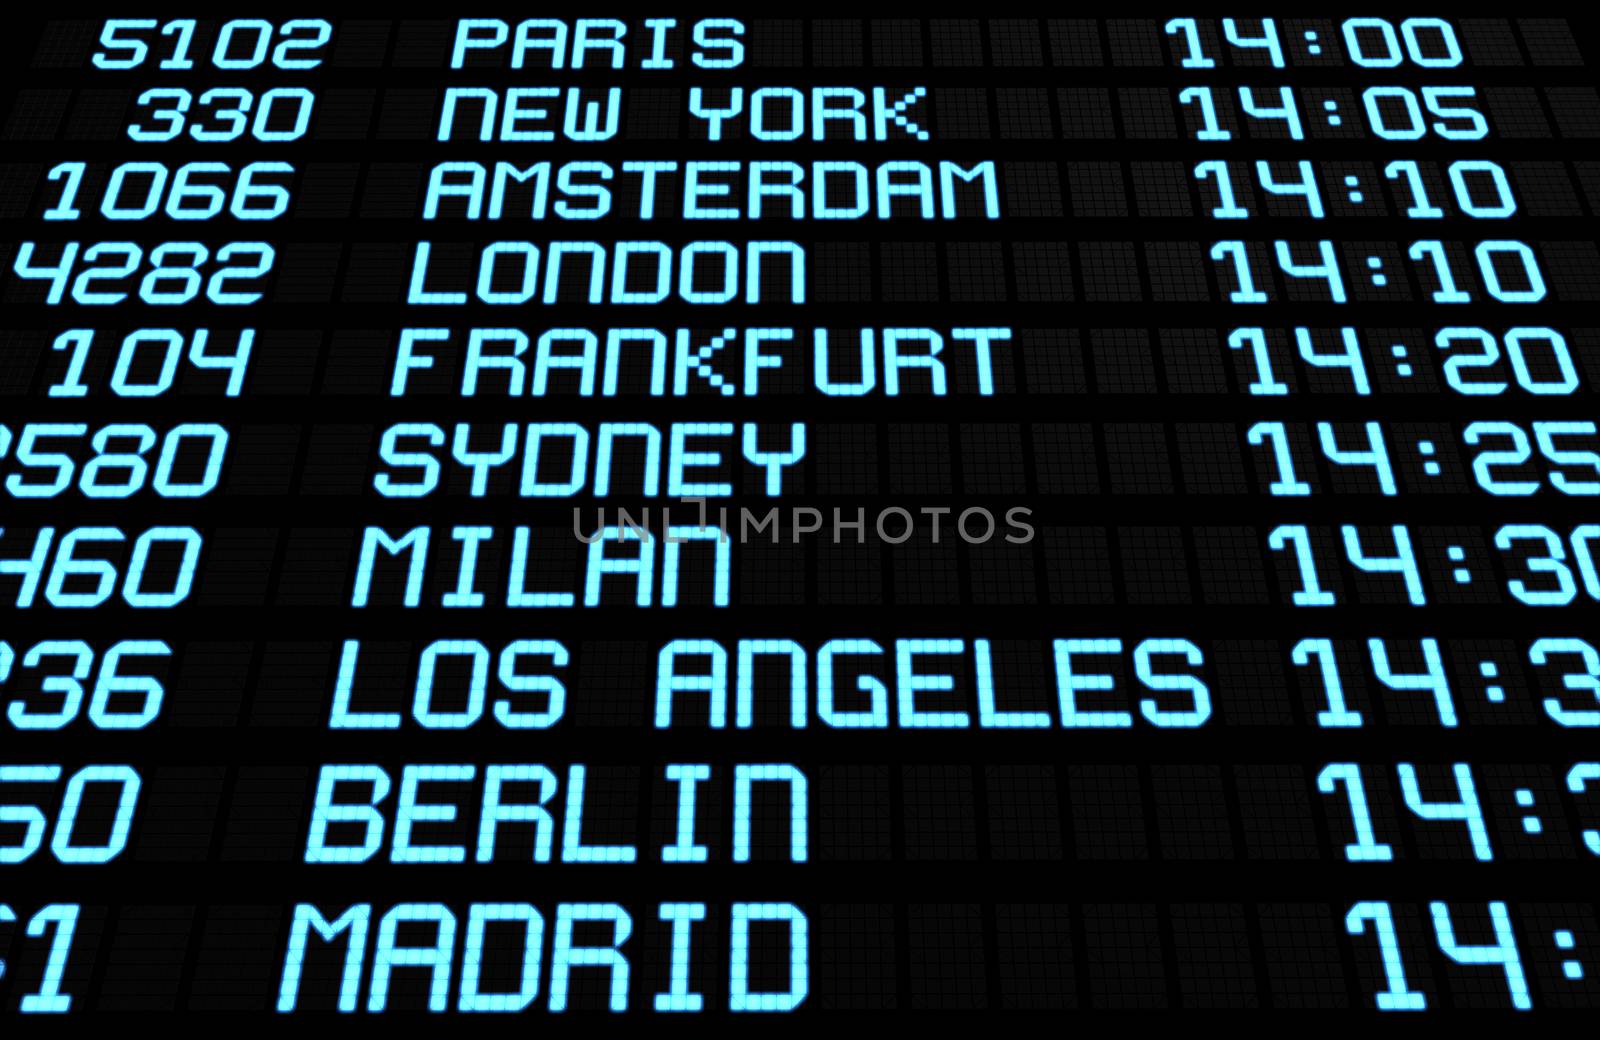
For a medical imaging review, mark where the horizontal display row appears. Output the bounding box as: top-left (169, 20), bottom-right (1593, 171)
top-left (22, 17), bottom-right (1588, 74)
top-left (2, 898), bottom-right (1590, 1012)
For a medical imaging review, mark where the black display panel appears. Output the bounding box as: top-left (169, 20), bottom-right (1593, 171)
top-left (2, 10), bottom-right (1600, 1019)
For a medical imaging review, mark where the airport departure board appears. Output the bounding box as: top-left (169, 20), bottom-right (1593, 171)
top-left (3, 10), bottom-right (1600, 1020)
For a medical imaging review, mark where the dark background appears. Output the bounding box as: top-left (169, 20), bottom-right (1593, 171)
top-left (1, 9), bottom-right (1599, 1017)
